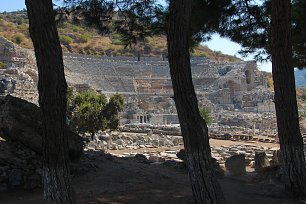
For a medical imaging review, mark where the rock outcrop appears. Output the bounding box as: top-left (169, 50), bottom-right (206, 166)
top-left (254, 151), bottom-right (270, 172)
top-left (0, 95), bottom-right (84, 159)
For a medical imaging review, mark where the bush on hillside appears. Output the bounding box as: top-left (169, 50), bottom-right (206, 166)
top-left (77, 34), bottom-right (91, 43)
top-left (59, 35), bottom-right (73, 45)
top-left (199, 107), bottom-right (214, 125)
top-left (0, 61), bottom-right (6, 69)
top-left (13, 34), bottom-right (24, 44)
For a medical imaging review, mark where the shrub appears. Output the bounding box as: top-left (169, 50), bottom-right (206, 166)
top-left (13, 34), bottom-right (23, 44)
top-left (0, 61), bottom-right (6, 69)
top-left (68, 91), bottom-right (124, 139)
top-left (199, 107), bottom-right (214, 125)
top-left (77, 34), bottom-right (90, 43)
top-left (267, 77), bottom-right (274, 89)
top-left (111, 33), bottom-right (124, 45)
top-left (59, 35), bottom-right (73, 45)
top-left (112, 39), bottom-right (123, 45)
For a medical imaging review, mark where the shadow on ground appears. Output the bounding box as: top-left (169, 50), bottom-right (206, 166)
top-left (0, 151), bottom-right (302, 204)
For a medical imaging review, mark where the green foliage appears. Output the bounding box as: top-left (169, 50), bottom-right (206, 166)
top-left (77, 34), bottom-right (91, 43)
top-left (59, 35), bottom-right (73, 45)
top-left (111, 33), bottom-right (124, 45)
top-left (292, 0), bottom-right (306, 68)
top-left (199, 107), bottom-right (214, 125)
top-left (18, 23), bottom-right (29, 35)
top-left (218, 0), bottom-right (306, 67)
top-left (112, 1), bottom-right (166, 48)
top-left (104, 94), bottom-right (124, 131)
top-left (68, 91), bottom-right (107, 136)
top-left (13, 34), bottom-right (23, 44)
top-left (267, 77), bottom-right (274, 88)
top-left (68, 91), bottom-right (124, 137)
top-left (0, 61), bottom-right (6, 69)
top-left (299, 109), bottom-right (306, 119)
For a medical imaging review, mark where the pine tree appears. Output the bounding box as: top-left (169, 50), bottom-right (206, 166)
top-left (271, 0), bottom-right (306, 196)
top-left (167, 1), bottom-right (225, 203)
top-left (25, 0), bottom-right (75, 202)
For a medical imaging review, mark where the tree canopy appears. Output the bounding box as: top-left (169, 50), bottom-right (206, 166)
top-left (218, 0), bottom-right (306, 68)
top-left (68, 91), bottom-right (124, 138)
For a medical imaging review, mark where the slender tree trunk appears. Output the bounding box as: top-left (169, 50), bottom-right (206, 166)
top-left (167, 1), bottom-right (225, 203)
top-left (25, 0), bottom-right (75, 203)
top-left (91, 131), bottom-right (95, 141)
top-left (271, 0), bottom-right (306, 197)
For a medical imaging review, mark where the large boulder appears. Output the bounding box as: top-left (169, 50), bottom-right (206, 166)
top-left (0, 95), bottom-right (83, 160)
top-left (254, 151), bottom-right (270, 172)
top-left (175, 149), bottom-right (224, 177)
top-left (225, 154), bottom-right (246, 176)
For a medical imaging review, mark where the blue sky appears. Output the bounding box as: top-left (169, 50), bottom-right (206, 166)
top-left (0, 1), bottom-right (26, 12)
top-left (0, 0), bottom-right (272, 72)
top-left (204, 34), bottom-right (272, 72)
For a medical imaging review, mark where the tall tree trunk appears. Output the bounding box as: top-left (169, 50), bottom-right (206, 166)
top-left (167, 1), bottom-right (225, 203)
top-left (271, 0), bottom-right (306, 197)
top-left (25, 0), bottom-right (75, 203)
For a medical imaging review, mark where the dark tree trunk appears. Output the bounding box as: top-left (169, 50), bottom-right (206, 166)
top-left (91, 131), bottom-right (95, 141)
top-left (25, 0), bottom-right (75, 203)
top-left (167, 1), bottom-right (225, 203)
top-left (271, 0), bottom-right (306, 197)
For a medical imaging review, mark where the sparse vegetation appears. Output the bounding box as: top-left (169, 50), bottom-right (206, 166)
top-left (0, 61), bottom-right (6, 69)
top-left (59, 35), bottom-right (73, 45)
top-left (77, 34), bottom-right (91, 43)
top-left (199, 107), bottom-right (214, 125)
top-left (13, 34), bottom-right (23, 44)
top-left (0, 10), bottom-right (241, 61)
top-left (267, 76), bottom-right (274, 89)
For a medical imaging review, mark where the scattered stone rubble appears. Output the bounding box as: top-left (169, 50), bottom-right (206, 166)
top-left (84, 131), bottom-right (280, 173)
top-left (85, 131), bottom-right (183, 151)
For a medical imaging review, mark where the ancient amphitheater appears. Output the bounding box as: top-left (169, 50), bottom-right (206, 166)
top-left (0, 36), bottom-right (276, 131)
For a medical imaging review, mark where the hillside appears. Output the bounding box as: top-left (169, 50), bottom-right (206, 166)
top-left (0, 10), bottom-right (240, 62)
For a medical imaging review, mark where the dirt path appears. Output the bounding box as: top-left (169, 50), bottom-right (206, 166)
top-left (0, 149), bottom-right (302, 204)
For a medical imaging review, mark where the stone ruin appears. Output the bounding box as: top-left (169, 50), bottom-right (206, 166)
top-left (82, 130), bottom-right (280, 176)
top-left (0, 37), bottom-right (275, 123)
top-left (0, 36), bottom-right (284, 189)
top-left (0, 37), bottom-right (38, 103)
top-left (0, 35), bottom-right (279, 143)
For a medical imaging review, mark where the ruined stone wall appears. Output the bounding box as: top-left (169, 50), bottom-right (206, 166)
top-left (0, 37), bottom-right (38, 104)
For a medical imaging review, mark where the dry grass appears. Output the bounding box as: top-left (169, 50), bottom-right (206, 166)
top-left (0, 12), bottom-right (240, 62)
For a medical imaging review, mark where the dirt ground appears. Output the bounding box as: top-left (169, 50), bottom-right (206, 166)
top-left (0, 140), bottom-right (304, 204)
top-left (109, 138), bottom-right (280, 156)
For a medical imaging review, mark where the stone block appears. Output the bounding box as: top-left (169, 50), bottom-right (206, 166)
top-left (225, 154), bottom-right (246, 176)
